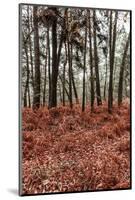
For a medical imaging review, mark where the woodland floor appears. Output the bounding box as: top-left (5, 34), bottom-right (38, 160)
top-left (22, 101), bottom-right (131, 194)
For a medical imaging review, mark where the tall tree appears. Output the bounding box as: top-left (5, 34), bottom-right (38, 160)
top-left (23, 38), bottom-right (30, 107)
top-left (63, 42), bottom-right (68, 106)
top-left (82, 14), bottom-right (87, 112)
top-left (27, 6), bottom-right (34, 90)
top-left (71, 68), bottom-right (79, 104)
top-left (103, 56), bottom-right (108, 100)
top-left (88, 10), bottom-right (95, 111)
top-left (108, 11), bottom-right (118, 113)
top-left (93, 10), bottom-right (102, 106)
top-left (43, 49), bottom-right (47, 106)
top-left (118, 32), bottom-right (130, 106)
top-left (71, 44), bottom-right (79, 104)
top-left (33, 6), bottom-right (40, 108)
top-left (67, 10), bottom-right (73, 109)
top-left (50, 8), bottom-right (66, 108)
top-left (47, 24), bottom-right (51, 108)
top-left (50, 8), bottom-right (58, 108)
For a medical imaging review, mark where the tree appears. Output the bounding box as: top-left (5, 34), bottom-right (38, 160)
top-left (118, 32), bottom-right (130, 106)
top-left (93, 10), bottom-right (102, 106)
top-left (108, 11), bottom-right (118, 113)
top-left (23, 34), bottom-right (30, 107)
top-left (28, 6), bottom-right (34, 91)
top-left (50, 8), bottom-right (58, 108)
top-left (47, 24), bottom-right (51, 108)
top-left (82, 13), bottom-right (87, 112)
top-left (50, 8), bottom-right (66, 108)
top-left (62, 42), bottom-right (67, 106)
top-left (33, 6), bottom-right (40, 108)
top-left (88, 10), bottom-right (95, 111)
top-left (67, 10), bottom-right (73, 109)
top-left (43, 49), bottom-right (47, 106)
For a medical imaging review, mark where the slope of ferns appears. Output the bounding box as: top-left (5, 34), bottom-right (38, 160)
top-left (22, 101), bottom-right (131, 194)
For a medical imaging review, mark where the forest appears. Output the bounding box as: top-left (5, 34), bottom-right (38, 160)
top-left (20, 4), bottom-right (131, 194)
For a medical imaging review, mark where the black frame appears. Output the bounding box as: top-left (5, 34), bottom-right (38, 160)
top-left (19, 3), bottom-right (132, 196)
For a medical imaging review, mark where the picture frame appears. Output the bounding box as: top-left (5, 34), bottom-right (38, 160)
top-left (19, 3), bottom-right (132, 196)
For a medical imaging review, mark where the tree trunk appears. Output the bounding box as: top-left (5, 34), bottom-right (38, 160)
top-left (43, 49), bottom-right (47, 107)
top-left (33, 6), bottom-right (40, 109)
top-left (71, 68), bottom-right (79, 104)
top-left (70, 44), bottom-right (79, 104)
top-left (28, 85), bottom-right (31, 107)
top-left (59, 75), bottom-right (70, 102)
top-left (93, 10), bottom-right (102, 106)
top-left (46, 25), bottom-right (51, 108)
top-left (108, 11), bottom-right (118, 113)
top-left (50, 8), bottom-right (58, 108)
top-left (103, 57), bottom-right (108, 100)
top-left (82, 14), bottom-right (87, 112)
top-left (118, 33), bottom-right (130, 106)
top-left (28, 6), bottom-right (34, 90)
top-left (63, 42), bottom-right (67, 106)
top-left (67, 11), bottom-right (73, 109)
top-left (88, 10), bottom-right (95, 111)
top-left (23, 40), bottom-right (30, 107)
top-left (50, 8), bottom-right (65, 108)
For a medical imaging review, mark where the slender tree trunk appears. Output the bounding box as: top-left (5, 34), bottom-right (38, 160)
top-left (108, 11), bottom-right (118, 113)
top-left (103, 57), bottom-right (108, 100)
top-left (103, 11), bottom-right (109, 101)
top-left (88, 10), bottom-right (95, 111)
top-left (118, 33), bottom-right (130, 106)
top-left (67, 11), bottom-right (73, 109)
top-left (70, 44), bottom-right (79, 104)
top-left (71, 69), bottom-right (79, 104)
top-left (33, 6), bottom-right (40, 108)
top-left (63, 62), bottom-right (66, 106)
top-left (28, 6), bottom-right (34, 90)
top-left (63, 42), bottom-right (67, 106)
top-left (58, 82), bottom-right (63, 104)
top-left (50, 8), bottom-right (58, 108)
top-left (46, 25), bottom-right (51, 108)
top-left (43, 49), bottom-right (47, 106)
top-left (93, 10), bottom-right (102, 106)
top-left (23, 40), bottom-right (30, 107)
top-left (82, 14), bottom-right (87, 112)
top-left (59, 75), bottom-right (70, 102)
top-left (50, 8), bottom-right (65, 108)
top-left (28, 85), bottom-right (31, 107)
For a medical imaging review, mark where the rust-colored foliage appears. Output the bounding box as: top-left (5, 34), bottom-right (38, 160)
top-left (22, 101), bottom-right (130, 194)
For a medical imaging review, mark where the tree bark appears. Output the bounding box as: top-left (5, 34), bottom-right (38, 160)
top-left (82, 14), bottom-right (87, 112)
top-left (23, 37), bottom-right (30, 108)
top-left (33, 6), bottom-right (40, 109)
top-left (88, 10), bottom-right (95, 111)
top-left (103, 57), bottom-right (108, 100)
top-left (93, 10), bottom-right (102, 106)
top-left (28, 6), bottom-right (34, 90)
top-left (70, 44), bottom-right (79, 104)
top-left (118, 33), bottom-right (130, 106)
top-left (67, 10), bottom-right (73, 109)
top-left (63, 42), bottom-right (68, 106)
top-left (50, 8), bottom-right (58, 108)
top-left (46, 25), bottom-right (51, 108)
top-left (71, 68), bottom-right (79, 104)
top-left (108, 11), bottom-right (118, 113)
top-left (59, 75), bottom-right (70, 102)
top-left (43, 48), bottom-right (47, 106)
top-left (50, 8), bottom-right (65, 108)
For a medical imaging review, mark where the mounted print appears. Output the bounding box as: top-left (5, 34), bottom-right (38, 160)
top-left (19, 3), bottom-right (131, 196)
